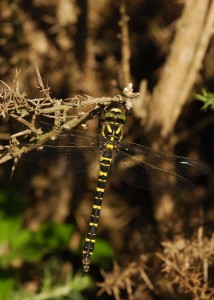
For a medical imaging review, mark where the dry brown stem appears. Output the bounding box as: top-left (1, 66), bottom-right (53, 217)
top-left (97, 256), bottom-right (154, 300)
top-left (119, 1), bottom-right (131, 87)
top-left (144, 0), bottom-right (214, 142)
top-left (0, 70), bottom-right (139, 167)
top-left (157, 227), bottom-right (214, 300)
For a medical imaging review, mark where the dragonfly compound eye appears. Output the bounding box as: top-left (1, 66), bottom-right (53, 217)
top-left (104, 108), bottom-right (126, 123)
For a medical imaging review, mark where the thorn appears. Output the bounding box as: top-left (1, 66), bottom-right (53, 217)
top-left (10, 157), bottom-right (19, 179)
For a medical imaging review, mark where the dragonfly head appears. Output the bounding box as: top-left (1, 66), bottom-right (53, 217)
top-left (105, 107), bottom-right (126, 124)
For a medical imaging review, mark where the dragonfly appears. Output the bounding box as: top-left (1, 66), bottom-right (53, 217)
top-left (6, 106), bottom-right (208, 273)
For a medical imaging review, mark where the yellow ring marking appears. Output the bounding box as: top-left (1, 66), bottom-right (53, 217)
top-left (93, 205), bottom-right (101, 209)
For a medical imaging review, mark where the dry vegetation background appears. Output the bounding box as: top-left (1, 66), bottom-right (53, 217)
top-left (0, 0), bottom-right (214, 300)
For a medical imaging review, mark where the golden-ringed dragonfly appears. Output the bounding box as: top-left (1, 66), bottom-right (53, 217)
top-left (10, 106), bottom-right (208, 273)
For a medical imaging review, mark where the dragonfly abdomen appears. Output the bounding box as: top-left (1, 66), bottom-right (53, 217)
top-left (82, 153), bottom-right (112, 273)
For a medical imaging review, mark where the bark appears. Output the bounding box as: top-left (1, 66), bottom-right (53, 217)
top-left (146, 0), bottom-right (214, 145)
top-left (135, 0), bottom-right (214, 228)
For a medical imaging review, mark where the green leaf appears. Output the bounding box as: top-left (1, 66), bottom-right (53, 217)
top-left (195, 89), bottom-right (214, 112)
top-left (26, 222), bottom-right (75, 250)
top-left (0, 221), bottom-right (75, 266)
top-left (0, 271), bottom-right (14, 300)
top-left (91, 238), bottom-right (114, 268)
top-left (70, 271), bottom-right (94, 292)
top-left (10, 229), bottom-right (32, 250)
top-left (0, 188), bottom-right (26, 245)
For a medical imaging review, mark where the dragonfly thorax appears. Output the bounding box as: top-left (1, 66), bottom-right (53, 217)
top-left (101, 107), bottom-right (126, 145)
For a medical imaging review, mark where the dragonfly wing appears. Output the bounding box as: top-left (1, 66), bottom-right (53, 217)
top-left (17, 129), bottom-right (102, 173)
top-left (119, 141), bottom-right (209, 177)
top-left (113, 149), bottom-right (195, 192)
top-left (20, 146), bottom-right (101, 173)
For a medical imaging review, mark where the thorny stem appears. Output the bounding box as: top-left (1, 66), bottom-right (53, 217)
top-left (0, 76), bottom-right (139, 167)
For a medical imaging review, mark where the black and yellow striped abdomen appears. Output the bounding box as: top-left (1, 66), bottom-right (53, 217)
top-left (82, 107), bottom-right (126, 273)
top-left (82, 153), bottom-right (112, 273)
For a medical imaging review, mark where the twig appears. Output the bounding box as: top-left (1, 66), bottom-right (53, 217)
top-left (119, 1), bottom-right (131, 87)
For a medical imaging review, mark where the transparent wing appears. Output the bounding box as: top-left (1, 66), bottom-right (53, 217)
top-left (111, 141), bottom-right (208, 191)
top-left (119, 141), bottom-right (209, 176)
top-left (113, 150), bottom-right (195, 192)
top-left (18, 129), bottom-right (102, 173)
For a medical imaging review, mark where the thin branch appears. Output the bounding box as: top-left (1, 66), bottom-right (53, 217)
top-left (119, 1), bottom-right (131, 87)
